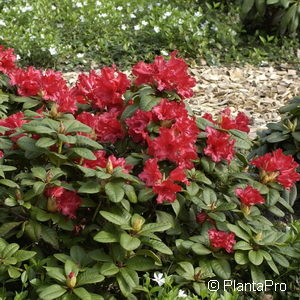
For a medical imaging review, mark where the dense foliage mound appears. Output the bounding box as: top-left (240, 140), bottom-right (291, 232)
top-left (0, 46), bottom-right (300, 299)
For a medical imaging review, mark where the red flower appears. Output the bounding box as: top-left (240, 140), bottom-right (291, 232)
top-left (132, 51), bottom-right (196, 99)
top-left (204, 127), bottom-right (235, 162)
top-left (235, 185), bottom-right (265, 207)
top-left (44, 186), bottom-right (82, 219)
top-left (80, 150), bottom-right (132, 173)
top-left (153, 179), bottom-right (182, 204)
top-left (169, 166), bottom-right (189, 185)
top-left (10, 66), bottom-right (42, 97)
top-left (152, 99), bottom-right (187, 121)
top-left (72, 67), bottom-right (130, 109)
top-left (251, 149), bottom-right (300, 188)
top-left (0, 46), bottom-right (17, 74)
top-left (95, 111), bottom-right (125, 143)
top-left (126, 109), bottom-right (152, 142)
top-left (208, 228), bottom-right (236, 253)
top-left (139, 158), bottom-right (162, 186)
top-left (0, 151), bottom-right (3, 159)
top-left (202, 108), bottom-right (250, 133)
top-left (196, 212), bottom-right (214, 224)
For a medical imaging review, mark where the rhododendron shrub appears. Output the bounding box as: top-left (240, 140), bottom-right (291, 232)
top-left (0, 46), bottom-right (299, 299)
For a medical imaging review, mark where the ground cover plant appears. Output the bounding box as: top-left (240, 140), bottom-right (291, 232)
top-left (0, 46), bottom-right (300, 299)
top-left (0, 0), bottom-right (298, 71)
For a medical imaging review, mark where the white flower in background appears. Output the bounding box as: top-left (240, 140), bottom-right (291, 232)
top-left (148, 4), bottom-right (153, 9)
top-left (121, 24), bottom-right (127, 30)
top-left (79, 16), bottom-right (85, 22)
top-left (141, 20), bottom-right (148, 26)
top-left (178, 289), bottom-right (188, 298)
top-left (95, 1), bottom-right (101, 6)
top-left (75, 2), bottom-right (83, 8)
top-left (194, 12), bottom-right (202, 17)
top-left (0, 20), bottom-right (6, 26)
top-left (3, 7), bottom-right (9, 13)
top-left (57, 23), bottom-right (64, 28)
top-left (152, 272), bottom-right (165, 286)
top-left (77, 53), bottom-right (84, 58)
top-left (20, 5), bottom-right (33, 13)
top-left (16, 55), bottom-right (21, 60)
top-left (49, 47), bottom-right (57, 55)
top-left (40, 34), bottom-right (45, 39)
top-left (161, 50), bottom-right (168, 56)
top-left (156, 3), bottom-right (161, 6)
top-left (178, 18), bottom-right (184, 25)
top-left (211, 25), bottom-right (218, 31)
top-left (162, 11), bottom-right (172, 19)
top-left (134, 25), bottom-right (140, 31)
top-left (130, 13), bottom-right (136, 19)
top-left (51, 5), bottom-right (56, 10)
top-left (116, 6), bottom-right (123, 11)
top-left (153, 26), bottom-right (160, 33)
top-left (98, 13), bottom-right (107, 18)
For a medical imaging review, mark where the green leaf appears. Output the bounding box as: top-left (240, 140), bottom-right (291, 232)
top-left (140, 222), bottom-right (172, 234)
top-left (8, 266), bottom-right (21, 278)
top-left (119, 268), bottom-right (139, 288)
top-left (187, 182), bottom-right (200, 196)
top-left (39, 284), bottom-right (67, 300)
top-left (94, 231), bottom-right (118, 243)
top-left (77, 270), bottom-right (104, 286)
top-left (211, 259), bottom-right (231, 279)
top-left (123, 184), bottom-right (137, 203)
top-left (234, 241), bottom-right (253, 251)
top-left (41, 226), bottom-right (59, 249)
top-left (271, 252), bottom-right (290, 268)
top-left (88, 249), bottom-right (112, 262)
top-left (0, 179), bottom-right (19, 188)
top-left (177, 262), bottom-right (195, 279)
top-left (234, 251), bottom-right (249, 265)
top-left (140, 95), bottom-right (161, 111)
top-left (44, 267), bottom-right (66, 283)
top-left (73, 287), bottom-right (92, 300)
top-left (0, 222), bottom-right (22, 237)
top-left (120, 232), bottom-right (141, 251)
top-left (241, 0), bottom-right (255, 15)
top-left (250, 266), bottom-right (265, 283)
top-left (140, 237), bottom-right (172, 255)
top-left (105, 181), bottom-right (124, 203)
top-left (100, 262), bottom-right (119, 276)
top-left (116, 272), bottom-right (132, 297)
top-left (227, 224), bottom-right (250, 242)
top-left (14, 250), bottom-right (36, 262)
top-left (125, 256), bottom-right (155, 271)
top-left (78, 181), bottom-right (100, 194)
top-left (120, 103), bottom-right (139, 121)
top-left (248, 250), bottom-right (264, 266)
top-left (70, 148), bottom-right (96, 160)
top-left (35, 137), bottom-right (56, 148)
top-left (191, 243), bottom-right (212, 255)
top-left (100, 211), bottom-right (129, 226)
top-left (75, 135), bottom-right (102, 149)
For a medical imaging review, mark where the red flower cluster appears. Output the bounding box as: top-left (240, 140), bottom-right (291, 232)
top-left (139, 158), bottom-right (188, 204)
top-left (44, 186), bottom-right (82, 219)
top-left (208, 228), bottom-right (236, 253)
top-left (204, 126), bottom-right (235, 162)
top-left (132, 51), bottom-right (196, 99)
top-left (76, 111), bottom-right (125, 143)
top-left (0, 112), bottom-right (28, 142)
top-left (251, 149), bottom-right (300, 188)
top-left (9, 67), bottom-right (77, 113)
top-left (0, 151), bottom-right (3, 159)
top-left (235, 185), bottom-right (265, 207)
top-left (203, 108), bottom-right (250, 133)
top-left (72, 66), bottom-right (130, 110)
top-left (0, 46), bottom-right (17, 75)
top-left (79, 150), bottom-right (132, 173)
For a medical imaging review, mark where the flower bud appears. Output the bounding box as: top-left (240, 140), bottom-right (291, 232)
top-left (106, 158), bottom-right (114, 174)
top-left (132, 218), bottom-right (144, 232)
top-left (255, 232), bottom-right (263, 242)
top-left (47, 197), bottom-right (58, 213)
top-left (260, 169), bottom-right (279, 184)
top-left (50, 103), bottom-right (58, 118)
top-left (66, 272), bottom-right (77, 288)
top-left (241, 204), bottom-right (251, 216)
